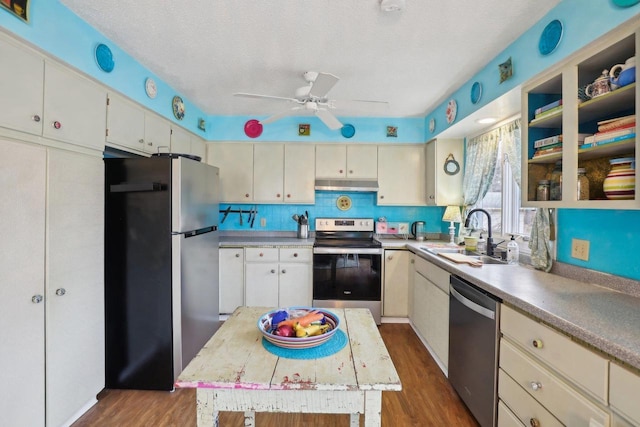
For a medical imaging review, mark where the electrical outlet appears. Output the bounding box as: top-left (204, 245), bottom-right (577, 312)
top-left (260, 218), bottom-right (266, 227)
top-left (571, 238), bottom-right (590, 261)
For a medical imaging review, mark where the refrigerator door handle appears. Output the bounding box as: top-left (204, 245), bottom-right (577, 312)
top-left (110, 182), bottom-right (166, 193)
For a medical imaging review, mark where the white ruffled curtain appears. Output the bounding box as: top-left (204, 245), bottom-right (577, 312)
top-left (501, 119), bottom-right (521, 186)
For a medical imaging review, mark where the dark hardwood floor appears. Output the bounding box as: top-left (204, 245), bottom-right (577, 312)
top-left (73, 323), bottom-right (478, 426)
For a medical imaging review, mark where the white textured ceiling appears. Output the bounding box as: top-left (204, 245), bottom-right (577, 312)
top-left (60, 0), bottom-right (561, 120)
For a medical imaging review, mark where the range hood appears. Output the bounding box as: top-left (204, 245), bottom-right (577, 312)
top-left (314, 179), bottom-right (379, 192)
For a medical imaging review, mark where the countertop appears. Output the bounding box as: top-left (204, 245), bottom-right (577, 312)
top-left (220, 234), bottom-right (640, 370)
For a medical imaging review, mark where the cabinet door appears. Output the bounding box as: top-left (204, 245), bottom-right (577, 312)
top-left (347, 145), bottom-right (378, 179)
top-left (191, 137), bottom-right (207, 161)
top-left (219, 248), bottom-right (244, 314)
top-left (207, 143), bottom-right (254, 202)
top-left (425, 138), bottom-right (463, 206)
top-left (0, 35), bottom-right (44, 136)
top-left (254, 144), bottom-right (284, 202)
top-left (412, 272), bottom-right (430, 338)
top-left (0, 139), bottom-right (46, 427)
top-left (43, 62), bottom-right (106, 151)
top-left (279, 262), bottom-right (312, 307)
top-left (378, 145), bottom-right (426, 205)
top-left (144, 113), bottom-right (171, 154)
top-left (245, 263), bottom-right (279, 307)
top-left (316, 144), bottom-right (346, 178)
top-left (46, 150), bottom-right (105, 427)
top-left (106, 93), bottom-right (146, 152)
top-left (383, 250), bottom-right (410, 317)
top-left (284, 144), bottom-right (315, 203)
top-left (429, 284), bottom-right (449, 367)
top-left (171, 126), bottom-right (192, 155)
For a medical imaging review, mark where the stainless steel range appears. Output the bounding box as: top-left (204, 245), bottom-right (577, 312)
top-left (312, 218), bottom-right (383, 324)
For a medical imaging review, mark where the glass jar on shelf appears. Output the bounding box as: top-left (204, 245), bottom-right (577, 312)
top-left (550, 160), bottom-right (562, 201)
top-left (537, 180), bottom-right (550, 201)
top-left (577, 168), bottom-right (590, 200)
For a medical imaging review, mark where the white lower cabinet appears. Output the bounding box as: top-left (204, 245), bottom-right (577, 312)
top-left (610, 362), bottom-right (640, 426)
top-left (244, 247), bottom-right (312, 308)
top-left (383, 249), bottom-right (410, 317)
top-left (411, 256), bottom-right (449, 371)
top-left (219, 248), bottom-right (244, 314)
top-left (498, 400), bottom-right (526, 427)
top-left (0, 139), bottom-right (104, 427)
top-left (499, 305), bottom-right (609, 427)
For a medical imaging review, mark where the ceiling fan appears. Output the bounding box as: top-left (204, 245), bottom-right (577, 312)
top-left (234, 71), bottom-right (389, 130)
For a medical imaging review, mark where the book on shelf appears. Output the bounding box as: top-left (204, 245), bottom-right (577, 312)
top-left (533, 145), bottom-right (562, 158)
top-left (580, 133), bottom-right (635, 149)
top-left (534, 99), bottom-right (563, 115)
top-left (597, 115), bottom-right (635, 132)
top-left (583, 127), bottom-right (635, 145)
top-left (533, 105), bottom-right (563, 120)
top-left (533, 134), bottom-right (562, 148)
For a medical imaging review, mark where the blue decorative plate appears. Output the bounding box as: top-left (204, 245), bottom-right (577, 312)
top-left (612, 0), bottom-right (640, 7)
top-left (539, 20), bottom-right (563, 56)
top-left (471, 82), bottom-right (482, 104)
top-left (95, 43), bottom-right (114, 73)
top-left (341, 124), bottom-right (355, 138)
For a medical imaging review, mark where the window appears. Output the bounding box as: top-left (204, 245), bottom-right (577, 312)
top-left (465, 118), bottom-right (535, 245)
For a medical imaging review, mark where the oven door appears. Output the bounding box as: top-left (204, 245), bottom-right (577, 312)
top-left (312, 247), bottom-right (382, 301)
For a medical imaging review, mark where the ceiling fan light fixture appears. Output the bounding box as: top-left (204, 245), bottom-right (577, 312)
top-left (380, 0), bottom-right (405, 12)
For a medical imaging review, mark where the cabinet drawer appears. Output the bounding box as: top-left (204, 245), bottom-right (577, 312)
top-left (498, 368), bottom-right (562, 427)
top-left (498, 400), bottom-right (525, 427)
top-left (245, 247), bottom-right (279, 262)
top-left (414, 256), bottom-right (449, 293)
top-left (610, 362), bottom-right (640, 426)
top-left (501, 305), bottom-right (608, 402)
top-left (279, 248), bottom-right (312, 263)
top-left (500, 339), bottom-right (609, 427)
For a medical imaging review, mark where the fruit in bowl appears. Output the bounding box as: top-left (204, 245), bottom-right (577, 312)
top-left (258, 307), bottom-right (339, 349)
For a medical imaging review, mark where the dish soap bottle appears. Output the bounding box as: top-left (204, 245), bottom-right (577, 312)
top-left (507, 235), bottom-right (519, 264)
top-left (477, 233), bottom-right (486, 254)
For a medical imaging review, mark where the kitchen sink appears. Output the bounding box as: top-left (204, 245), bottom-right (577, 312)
top-left (468, 255), bottom-right (508, 265)
top-left (420, 246), bottom-right (508, 265)
top-left (419, 246), bottom-right (463, 255)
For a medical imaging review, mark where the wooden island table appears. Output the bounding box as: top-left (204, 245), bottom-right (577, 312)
top-left (176, 306), bottom-right (401, 426)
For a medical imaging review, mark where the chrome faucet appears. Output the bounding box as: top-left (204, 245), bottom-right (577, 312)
top-left (464, 208), bottom-right (495, 257)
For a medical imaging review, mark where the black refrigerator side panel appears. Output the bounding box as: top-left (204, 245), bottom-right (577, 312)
top-left (104, 158), bottom-right (174, 390)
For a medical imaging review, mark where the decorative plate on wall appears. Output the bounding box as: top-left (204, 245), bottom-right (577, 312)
top-left (172, 96), bottom-right (185, 120)
top-left (336, 195), bottom-right (352, 211)
top-left (612, 0), bottom-right (640, 7)
top-left (244, 119), bottom-right (263, 138)
top-left (145, 78), bottom-right (157, 99)
top-left (539, 19), bottom-right (563, 56)
top-left (445, 99), bottom-right (457, 124)
top-left (341, 124), bottom-right (355, 138)
top-left (429, 118), bottom-right (435, 133)
top-left (95, 43), bottom-right (114, 73)
top-left (470, 82), bottom-right (482, 104)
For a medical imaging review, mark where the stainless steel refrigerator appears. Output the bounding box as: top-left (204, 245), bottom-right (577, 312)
top-left (104, 154), bottom-right (220, 391)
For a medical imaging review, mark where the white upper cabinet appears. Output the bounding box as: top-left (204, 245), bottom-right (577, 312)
top-left (378, 144), bottom-right (426, 205)
top-left (170, 126), bottom-right (193, 155)
top-left (191, 137), bottom-right (207, 160)
top-left (425, 138), bottom-right (464, 206)
top-left (207, 143), bottom-right (254, 203)
top-left (284, 144), bottom-right (315, 203)
top-left (254, 144), bottom-right (285, 203)
top-left (0, 34), bottom-right (44, 136)
top-left (43, 62), bottom-right (106, 151)
top-left (315, 144), bottom-right (377, 179)
top-left (145, 114), bottom-right (171, 154)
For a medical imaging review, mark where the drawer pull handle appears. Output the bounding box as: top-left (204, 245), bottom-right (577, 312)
top-left (55, 288), bottom-right (66, 296)
top-left (270, 269), bottom-right (276, 274)
top-left (259, 253), bottom-right (264, 257)
top-left (32, 294), bottom-right (43, 304)
top-left (235, 253), bottom-right (240, 258)
top-left (532, 339), bottom-right (543, 349)
top-left (32, 114), bottom-right (41, 122)
top-left (281, 269), bottom-right (286, 274)
top-left (529, 418), bottom-right (540, 427)
top-left (294, 253), bottom-right (298, 257)
top-left (530, 381), bottom-right (542, 391)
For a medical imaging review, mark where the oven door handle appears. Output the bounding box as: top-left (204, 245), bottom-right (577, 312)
top-left (313, 247), bottom-right (383, 255)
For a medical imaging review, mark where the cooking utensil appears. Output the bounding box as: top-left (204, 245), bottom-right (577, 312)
top-left (292, 214), bottom-right (300, 223)
top-left (239, 209), bottom-right (243, 225)
top-left (221, 206), bottom-right (231, 223)
top-left (250, 205), bottom-right (256, 228)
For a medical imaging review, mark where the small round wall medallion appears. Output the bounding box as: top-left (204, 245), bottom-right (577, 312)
top-left (145, 78), bottom-right (157, 99)
top-left (471, 81), bottom-right (482, 104)
top-left (172, 96), bottom-right (185, 120)
top-left (336, 195), bottom-right (352, 211)
top-left (444, 153), bottom-right (460, 175)
top-left (445, 99), bottom-right (457, 124)
top-left (429, 118), bottom-right (436, 133)
top-left (95, 43), bottom-right (114, 73)
top-left (341, 124), bottom-right (355, 138)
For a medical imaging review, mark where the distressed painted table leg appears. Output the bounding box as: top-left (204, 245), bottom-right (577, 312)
top-left (196, 389), bottom-right (218, 427)
top-left (243, 410), bottom-right (255, 427)
top-left (350, 413), bottom-right (360, 427)
top-left (364, 390), bottom-right (382, 427)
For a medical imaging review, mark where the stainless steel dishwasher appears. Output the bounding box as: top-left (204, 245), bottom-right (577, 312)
top-left (448, 275), bottom-right (500, 427)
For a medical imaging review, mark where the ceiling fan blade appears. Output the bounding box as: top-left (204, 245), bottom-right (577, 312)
top-left (309, 72), bottom-right (340, 98)
top-left (315, 109), bottom-right (343, 130)
top-left (234, 92), bottom-right (300, 103)
top-left (259, 106), bottom-right (303, 125)
top-left (329, 99), bottom-right (390, 113)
